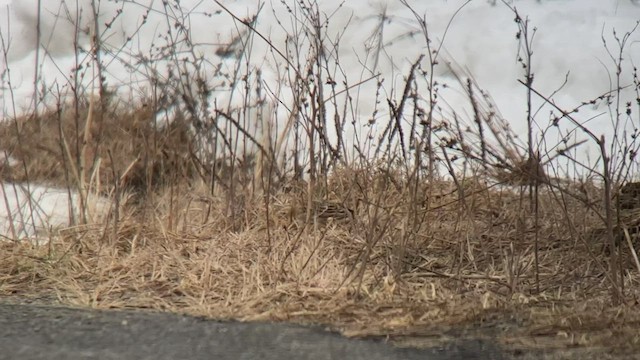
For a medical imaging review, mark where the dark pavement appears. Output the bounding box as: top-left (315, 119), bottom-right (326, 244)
top-left (0, 303), bottom-right (508, 360)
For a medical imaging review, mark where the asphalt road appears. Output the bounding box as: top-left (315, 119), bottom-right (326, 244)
top-left (0, 303), bottom-right (508, 360)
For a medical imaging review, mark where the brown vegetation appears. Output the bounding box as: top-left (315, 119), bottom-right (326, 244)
top-left (1, 0), bottom-right (640, 356)
top-left (0, 100), bottom-right (197, 192)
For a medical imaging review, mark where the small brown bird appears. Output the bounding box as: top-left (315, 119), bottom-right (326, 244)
top-left (617, 182), bottom-right (640, 210)
top-left (310, 200), bottom-right (354, 222)
top-left (285, 199), bottom-right (355, 225)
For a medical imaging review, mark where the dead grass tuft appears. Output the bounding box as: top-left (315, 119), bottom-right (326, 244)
top-left (0, 100), bottom-right (198, 192)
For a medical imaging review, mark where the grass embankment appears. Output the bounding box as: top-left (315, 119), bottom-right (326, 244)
top-left (1, 102), bottom-right (639, 354)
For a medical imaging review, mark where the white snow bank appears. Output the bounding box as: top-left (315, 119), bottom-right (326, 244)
top-left (0, 182), bottom-right (111, 243)
top-left (1, 1), bottom-right (637, 153)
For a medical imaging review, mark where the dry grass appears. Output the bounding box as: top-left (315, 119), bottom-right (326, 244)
top-left (1, 147), bottom-right (639, 353)
top-left (0, 100), bottom-right (197, 192)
